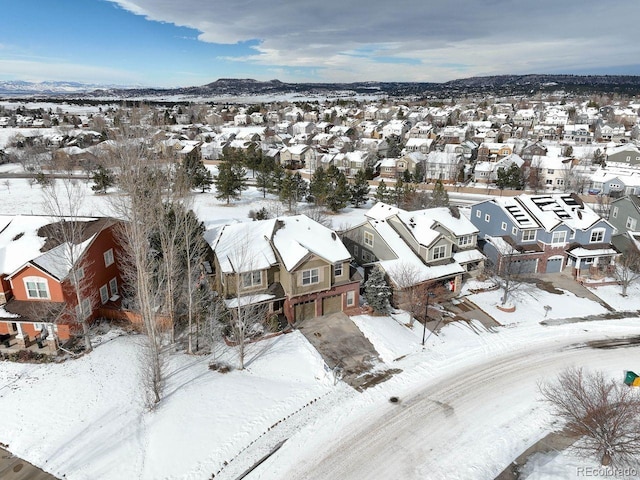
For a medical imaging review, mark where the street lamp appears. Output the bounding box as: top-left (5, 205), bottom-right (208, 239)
top-left (421, 292), bottom-right (436, 346)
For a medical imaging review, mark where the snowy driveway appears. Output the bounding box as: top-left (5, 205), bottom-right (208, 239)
top-left (256, 334), bottom-right (640, 480)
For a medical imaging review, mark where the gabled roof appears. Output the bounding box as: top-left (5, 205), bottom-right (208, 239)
top-left (209, 214), bottom-right (350, 274)
top-left (0, 215), bottom-right (111, 278)
top-left (272, 215), bottom-right (350, 271)
top-left (483, 194), bottom-right (604, 232)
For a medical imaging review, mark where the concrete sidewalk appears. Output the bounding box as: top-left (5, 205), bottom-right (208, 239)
top-left (0, 447), bottom-right (59, 480)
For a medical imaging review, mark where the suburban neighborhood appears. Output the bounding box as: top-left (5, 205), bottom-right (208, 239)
top-left (0, 83), bottom-right (639, 479)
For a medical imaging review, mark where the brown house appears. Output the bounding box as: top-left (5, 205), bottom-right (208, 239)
top-left (0, 216), bottom-right (124, 354)
top-left (208, 214), bottom-right (360, 324)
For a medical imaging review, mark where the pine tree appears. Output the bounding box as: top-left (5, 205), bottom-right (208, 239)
top-left (326, 168), bottom-right (350, 213)
top-left (280, 171), bottom-right (297, 211)
top-left (350, 169), bottom-right (370, 207)
top-left (309, 166), bottom-right (329, 206)
top-left (191, 162), bottom-right (214, 193)
top-left (430, 179), bottom-right (450, 207)
top-left (268, 163), bottom-right (286, 195)
top-left (363, 266), bottom-right (392, 314)
top-left (214, 161), bottom-right (247, 204)
top-left (375, 179), bottom-right (389, 203)
top-left (91, 164), bottom-right (115, 194)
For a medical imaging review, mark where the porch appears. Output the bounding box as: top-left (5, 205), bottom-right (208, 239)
top-left (0, 332), bottom-right (58, 356)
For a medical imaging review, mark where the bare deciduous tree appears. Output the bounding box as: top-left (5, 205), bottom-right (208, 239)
top-left (41, 178), bottom-right (96, 352)
top-left (539, 367), bottom-right (640, 467)
top-left (108, 129), bottom-right (169, 408)
top-left (613, 247), bottom-right (640, 297)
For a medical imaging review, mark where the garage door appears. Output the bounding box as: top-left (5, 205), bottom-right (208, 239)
top-left (294, 300), bottom-right (316, 321)
top-left (322, 295), bottom-right (342, 315)
top-left (546, 256), bottom-right (564, 273)
top-left (510, 258), bottom-right (537, 274)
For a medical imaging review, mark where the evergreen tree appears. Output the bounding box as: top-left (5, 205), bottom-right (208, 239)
top-left (350, 169), bottom-right (370, 207)
top-left (309, 166), bottom-right (329, 206)
top-left (326, 168), bottom-right (350, 213)
top-left (268, 163), bottom-right (286, 195)
top-left (413, 162), bottom-right (426, 183)
top-left (375, 179), bottom-right (389, 203)
top-left (386, 134), bottom-right (404, 158)
top-left (430, 179), bottom-right (450, 207)
top-left (214, 161), bottom-right (247, 204)
top-left (495, 164), bottom-right (524, 190)
top-left (280, 171), bottom-right (297, 211)
top-left (192, 163), bottom-right (214, 193)
top-left (363, 266), bottom-right (392, 314)
top-left (91, 164), bottom-right (115, 194)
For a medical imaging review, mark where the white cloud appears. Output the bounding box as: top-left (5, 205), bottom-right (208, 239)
top-left (104, 0), bottom-right (640, 82)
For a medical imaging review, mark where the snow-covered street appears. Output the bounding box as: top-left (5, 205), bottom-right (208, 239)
top-left (0, 172), bottom-right (638, 479)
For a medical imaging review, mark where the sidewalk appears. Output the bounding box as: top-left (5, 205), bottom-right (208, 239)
top-left (0, 447), bottom-right (59, 480)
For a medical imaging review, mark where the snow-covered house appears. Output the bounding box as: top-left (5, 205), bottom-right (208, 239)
top-left (343, 203), bottom-right (484, 296)
top-left (471, 194), bottom-right (618, 278)
top-left (207, 215), bottom-right (360, 323)
top-left (0, 216), bottom-right (124, 354)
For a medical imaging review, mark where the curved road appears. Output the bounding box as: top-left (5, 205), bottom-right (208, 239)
top-left (256, 336), bottom-right (640, 480)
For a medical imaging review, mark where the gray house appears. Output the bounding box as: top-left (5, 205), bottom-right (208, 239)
top-left (470, 193), bottom-right (618, 280)
top-left (343, 202), bottom-right (484, 295)
top-left (610, 195), bottom-right (640, 253)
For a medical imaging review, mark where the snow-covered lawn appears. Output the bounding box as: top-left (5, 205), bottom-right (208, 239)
top-left (0, 331), bottom-right (334, 480)
top-left (1, 170), bottom-right (639, 479)
top-left (587, 281), bottom-right (640, 311)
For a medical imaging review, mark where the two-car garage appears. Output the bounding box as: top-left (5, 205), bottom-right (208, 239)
top-left (293, 294), bottom-right (344, 322)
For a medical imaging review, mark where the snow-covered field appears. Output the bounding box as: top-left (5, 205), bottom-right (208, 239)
top-left (0, 171), bottom-right (639, 479)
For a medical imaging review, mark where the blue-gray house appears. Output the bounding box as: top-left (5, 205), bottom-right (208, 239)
top-left (470, 193), bottom-right (618, 279)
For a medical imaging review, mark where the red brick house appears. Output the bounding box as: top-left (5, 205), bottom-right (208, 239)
top-left (0, 215), bottom-right (124, 354)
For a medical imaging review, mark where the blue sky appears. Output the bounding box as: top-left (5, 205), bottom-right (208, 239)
top-left (1, 0), bottom-right (639, 87)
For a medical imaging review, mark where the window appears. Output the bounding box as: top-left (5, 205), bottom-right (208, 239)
top-left (364, 231), bottom-right (374, 248)
top-left (72, 267), bottom-right (85, 285)
top-left (475, 209), bottom-right (481, 218)
top-left (458, 235), bottom-right (473, 247)
top-left (104, 248), bottom-right (114, 267)
top-left (433, 245), bottom-right (447, 260)
top-left (512, 227), bottom-right (517, 235)
top-left (100, 285), bottom-right (109, 304)
top-left (612, 206), bottom-right (618, 219)
top-left (76, 298), bottom-right (91, 319)
top-left (109, 277), bottom-right (118, 297)
top-left (556, 179), bottom-right (564, 186)
top-left (551, 231), bottom-right (566, 244)
top-left (241, 271), bottom-right (262, 288)
top-left (362, 251), bottom-right (375, 262)
top-left (353, 245), bottom-right (359, 256)
top-left (484, 214), bottom-right (490, 222)
top-left (547, 169), bottom-right (554, 174)
top-left (590, 229), bottom-right (605, 243)
top-left (334, 263), bottom-right (343, 277)
top-left (24, 277), bottom-right (49, 299)
top-left (302, 268), bottom-right (319, 286)
top-left (522, 229), bottom-right (537, 242)
top-left (626, 217), bottom-right (638, 230)
top-left (501, 222), bottom-right (507, 231)
top-left (346, 290), bottom-right (355, 307)
top-left (545, 179), bottom-right (553, 185)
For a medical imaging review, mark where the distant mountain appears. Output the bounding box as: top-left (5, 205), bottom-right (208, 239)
top-left (3, 74), bottom-right (640, 99)
top-left (85, 75), bottom-right (640, 99)
top-left (0, 80), bottom-right (137, 95)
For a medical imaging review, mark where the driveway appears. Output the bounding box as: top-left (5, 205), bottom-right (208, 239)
top-left (296, 313), bottom-right (400, 391)
top-left (528, 271), bottom-right (615, 311)
top-left (0, 447), bottom-right (59, 480)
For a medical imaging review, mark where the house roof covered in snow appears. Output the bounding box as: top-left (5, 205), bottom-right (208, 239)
top-left (209, 215), bottom-right (350, 275)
